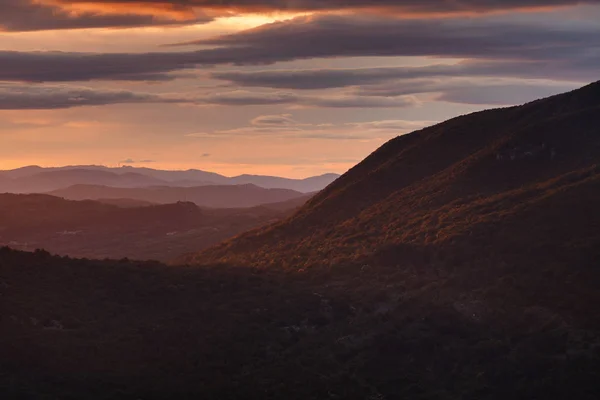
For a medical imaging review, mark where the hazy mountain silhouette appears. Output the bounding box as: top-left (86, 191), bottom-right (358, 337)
top-left (0, 165), bottom-right (48, 179)
top-left (48, 184), bottom-right (306, 208)
top-left (2, 82), bottom-right (600, 399)
top-left (94, 198), bottom-right (157, 208)
top-left (228, 173), bottom-right (341, 192)
top-left (1, 169), bottom-right (167, 193)
top-left (0, 193), bottom-right (307, 260)
top-left (0, 173), bottom-right (13, 186)
top-left (0, 165), bottom-right (340, 193)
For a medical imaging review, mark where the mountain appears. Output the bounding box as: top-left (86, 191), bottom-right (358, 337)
top-left (114, 165), bottom-right (230, 185)
top-left (94, 198), bottom-right (157, 208)
top-left (0, 169), bottom-right (167, 193)
top-left (0, 165), bottom-right (47, 179)
top-left (115, 167), bottom-right (340, 192)
top-left (48, 183), bottom-right (306, 208)
top-left (187, 80), bottom-right (600, 268)
top-left (228, 173), bottom-right (341, 192)
top-left (2, 82), bottom-right (600, 399)
top-left (0, 193), bottom-right (307, 260)
top-left (0, 165), bottom-right (341, 193)
top-left (0, 173), bottom-right (13, 186)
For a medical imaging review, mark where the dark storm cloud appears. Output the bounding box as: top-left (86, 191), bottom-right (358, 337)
top-left (0, 14), bottom-right (598, 83)
top-left (0, 0), bottom-right (211, 32)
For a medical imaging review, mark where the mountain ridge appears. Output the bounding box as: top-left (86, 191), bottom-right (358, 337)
top-left (184, 80), bottom-right (600, 267)
top-left (0, 165), bottom-right (341, 193)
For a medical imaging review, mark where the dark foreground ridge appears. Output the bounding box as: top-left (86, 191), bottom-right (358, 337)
top-left (2, 82), bottom-right (600, 399)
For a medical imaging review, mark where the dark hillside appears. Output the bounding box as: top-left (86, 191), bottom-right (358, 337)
top-left (49, 183), bottom-right (305, 208)
top-left (189, 81), bottom-right (600, 268)
top-left (0, 194), bottom-right (305, 261)
top-left (2, 244), bottom-right (599, 399)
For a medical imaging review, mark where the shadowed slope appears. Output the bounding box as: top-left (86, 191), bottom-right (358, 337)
top-left (49, 183), bottom-right (305, 209)
top-left (0, 194), bottom-right (308, 260)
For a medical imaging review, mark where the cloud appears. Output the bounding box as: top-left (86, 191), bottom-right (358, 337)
top-left (0, 13), bottom-right (598, 84)
top-left (209, 62), bottom-right (591, 90)
top-left (201, 90), bottom-right (419, 108)
top-left (347, 120), bottom-right (439, 131)
top-left (0, 83), bottom-right (417, 110)
top-left (187, 115), bottom-right (434, 140)
top-left (0, 0), bottom-right (212, 32)
top-left (352, 78), bottom-right (579, 105)
top-left (251, 114), bottom-right (297, 126)
top-left (43, 0), bottom-right (600, 18)
top-left (3, 0), bottom-right (593, 33)
top-left (188, 13), bottom-right (600, 64)
top-left (120, 158), bottom-right (156, 164)
top-left (202, 90), bottom-right (298, 106)
top-left (0, 83), bottom-right (173, 110)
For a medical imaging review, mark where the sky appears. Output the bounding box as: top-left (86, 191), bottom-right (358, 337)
top-left (0, 0), bottom-right (598, 178)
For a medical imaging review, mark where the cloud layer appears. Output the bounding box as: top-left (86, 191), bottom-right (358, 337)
top-left (187, 114), bottom-right (435, 140)
top-left (3, 0), bottom-right (593, 33)
top-left (0, 84), bottom-right (418, 110)
top-left (1, 14), bottom-right (598, 84)
top-left (0, 0), bottom-right (212, 31)
top-left (43, 0), bottom-right (600, 17)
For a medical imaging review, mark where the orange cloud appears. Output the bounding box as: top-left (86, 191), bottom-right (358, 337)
top-left (44, 0), bottom-right (590, 18)
top-left (37, 0), bottom-right (199, 19)
top-left (3, 0), bottom-right (590, 33)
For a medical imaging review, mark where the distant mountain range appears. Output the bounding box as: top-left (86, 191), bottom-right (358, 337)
top-left (0, 165), bottom-right (340, 194)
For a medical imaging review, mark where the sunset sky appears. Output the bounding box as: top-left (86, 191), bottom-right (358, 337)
top-left (1, 0), bottom-right (598, 177)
